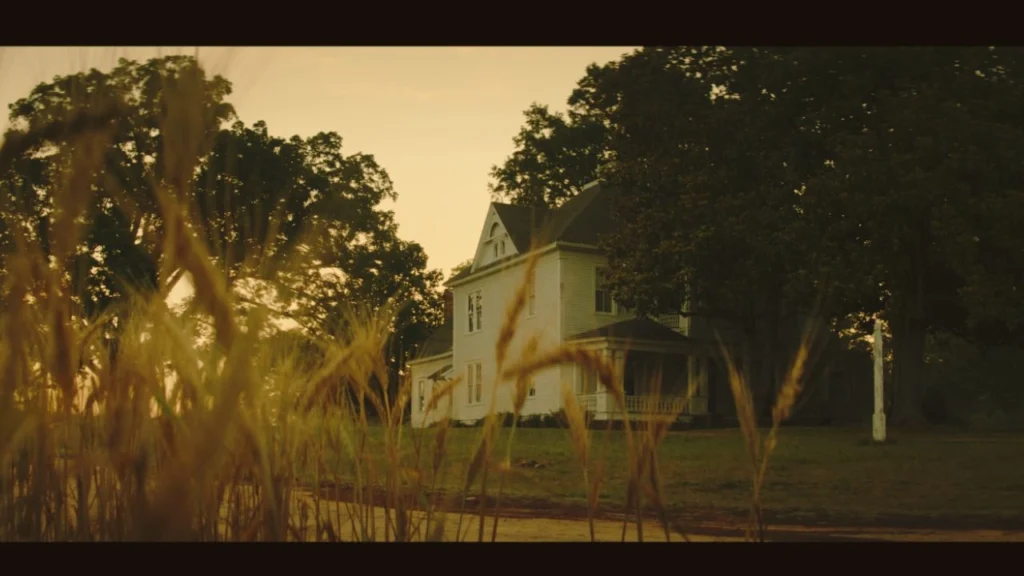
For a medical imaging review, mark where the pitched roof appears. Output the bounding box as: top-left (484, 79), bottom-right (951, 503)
top-left (427, 364), bottom-right (453, 381)
top-left (491, 203), bottom-right (551, 254)
top-left (446, 266), bottom-right (473, 284)
top-left (415, 318), bottom-right (453, 358)
top-left (568, 317), bottom-right (692, 343)
top-left (537, 181), bottom-right (621, 246)
top-left (448, 181), bottom-right (619, 286)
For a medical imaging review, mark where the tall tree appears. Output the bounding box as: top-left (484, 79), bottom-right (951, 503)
top-left (803, 47), bottom-right (1024, 425)
top-left (488, 103), bottom-right (609, 208)
top-left (1, 56), bottom-right (446, 397)
top-left (2, 56), bottom-right (236, 321)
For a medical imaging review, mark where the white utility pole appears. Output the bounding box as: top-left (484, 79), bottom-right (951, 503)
top-left (872, 318), bottom-right (887, 443)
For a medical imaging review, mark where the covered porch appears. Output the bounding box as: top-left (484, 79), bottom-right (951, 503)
top-left (568, 318), bottom-right (715, 423)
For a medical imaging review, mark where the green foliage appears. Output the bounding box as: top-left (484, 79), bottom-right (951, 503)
top-left (489, 46), bottom-right (1024, 426)
top-left (0, 55), bottom-right (445, 392)
top-left (448, 258), bottom-right (473, 280)
top-left (488, 103), bottom-right (609, 208)
top-left (799, 47), bottom-right (1024, 424)
top-left (3, 56), bottom-right (235, 319)
top-left (925, 331), bottom-right (1024, 428)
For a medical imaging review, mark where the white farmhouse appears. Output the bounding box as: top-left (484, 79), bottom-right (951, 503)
top-left (408, 181), bottom-right (722, 428)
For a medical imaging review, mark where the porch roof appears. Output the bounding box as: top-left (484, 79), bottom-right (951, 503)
top-left (568, 317), bottom-right (691, 343)
top-left (567, 317), bottom-right (718, 355)
top-left (427, 364), bottom-right (453, 381)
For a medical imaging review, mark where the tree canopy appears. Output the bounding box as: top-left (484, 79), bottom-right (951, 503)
top-left (0, 55), bottom-right (444, 387)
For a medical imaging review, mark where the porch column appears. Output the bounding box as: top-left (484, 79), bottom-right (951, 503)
top-left (698, 355), bottom-right (710, 414)
top-left (687, 355), bottom-right (699, 398)
top-left (597, 348), bottom-right (611, 415)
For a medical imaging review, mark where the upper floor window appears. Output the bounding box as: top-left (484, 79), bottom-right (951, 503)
top-left (489, 222), bottom-right (500, 238)
top-left (528, 377), bottom-right (537, 397)
top-left (417, 379), bottom-right (426, 412)
top-left (595, 267), bottom-right (614, 314)
top-left (467, 290), bottom-right (483, 333)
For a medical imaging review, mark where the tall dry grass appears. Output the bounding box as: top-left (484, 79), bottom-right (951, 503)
top-left (0, 60), bottom-right (814, 542)
top-left (716, 322), bottom-right (818, 542)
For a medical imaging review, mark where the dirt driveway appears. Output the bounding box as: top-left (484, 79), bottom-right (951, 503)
top-left (291, 491), bottom-right (1024, 542)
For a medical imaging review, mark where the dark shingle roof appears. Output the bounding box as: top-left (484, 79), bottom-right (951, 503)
top-left (492, 203), bottom-right (552, 253)
top-left (546, 182), bottom-right (621, 246)
top-left (416, 318), bottom-right (453, 358)
top-left (496, 182), bottom-right (620, 250)
top-left (447, 182), bottom-right (620, 286)
top-left (568, 317), bottom-right (691, 343)
top-left (447, 266), bottom-right (472, 284)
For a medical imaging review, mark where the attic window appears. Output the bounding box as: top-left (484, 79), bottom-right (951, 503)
top-left (489, 222), bottom-right (500, 238)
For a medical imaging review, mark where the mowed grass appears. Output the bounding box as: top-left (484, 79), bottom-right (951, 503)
top-left (320, 425), bottom-right (1024, 527)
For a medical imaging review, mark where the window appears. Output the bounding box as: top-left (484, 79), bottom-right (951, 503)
top-left (528, 377), bottom-right (537, 397)
top-left (467, 290), bottom-right (482, 332)
top-left (489, 222), bottom-right (500, 238)
top-left (527, 269), bottom-right (536, 316)
top-left (595, 268), bottom-right (614, 314)
top-left (417, 379), bottom-right (426, 412)
top-left (467, 362), bottom-right (483, 404)
top-left (500, 240), bottom-right (506, 256)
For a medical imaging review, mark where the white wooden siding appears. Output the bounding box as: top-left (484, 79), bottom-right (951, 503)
top-left (559, 250), bottom-right (633, 340)
top-left (408, 354), bottom-right (453, 428)
top-left (471, 207), bottom-right (521, 273)
top-left (451, 250), bottom-right (563, 421)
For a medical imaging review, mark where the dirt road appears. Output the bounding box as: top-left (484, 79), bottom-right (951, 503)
top-left (290, 491), bottom-right (1024, 542)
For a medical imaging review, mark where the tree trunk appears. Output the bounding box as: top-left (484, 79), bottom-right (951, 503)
top-left (890, 310), bottom-right (928, 427)
top-left (760, 295), bottom-right (782, 422)
top-left (890, 235), bottom-right (931, 428)
top-left (739, 319), bottom-right (758, 420)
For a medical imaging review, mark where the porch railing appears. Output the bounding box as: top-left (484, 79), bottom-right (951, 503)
top-left (576, 393), bottom-right (707, 417)
top-left (577, 393), bottom-right (599, 413)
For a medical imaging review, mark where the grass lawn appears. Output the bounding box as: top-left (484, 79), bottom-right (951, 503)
top-left (319, 425), bottom-right (1024, 528)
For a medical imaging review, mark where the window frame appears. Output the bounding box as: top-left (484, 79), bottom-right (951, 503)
top-left (467, 290), bottom-right (483, 333)
top-left (595, 267), bottom-right (615, 314)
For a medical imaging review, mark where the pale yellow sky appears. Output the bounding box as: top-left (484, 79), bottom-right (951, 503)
top-left (0, 46), bottom-right (635, 276)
